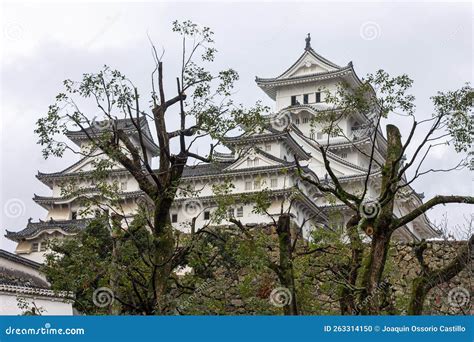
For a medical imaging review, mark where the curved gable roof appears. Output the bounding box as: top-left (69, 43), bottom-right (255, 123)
top-left (274, 47), bottom-right (342, 80)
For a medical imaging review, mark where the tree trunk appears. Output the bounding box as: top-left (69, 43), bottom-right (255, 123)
top-left (150, 159), bottom-right (187, 314)
top-left (408, 277), bottom-right (429, 315)
top-left (276, 214), bottom-right (298, 315)
top-left (340, 215), bottom-right (363, 315)
top-left (152, 207), bottom-right (175, 314)
top-left (366, 230), bottom-right (392, 294)
top-left (358, 229), bottom-right (392, 314)
top-left (110, 215), bottom-right (121, 315)
top-left (359, 124), bottom-right (402, 314)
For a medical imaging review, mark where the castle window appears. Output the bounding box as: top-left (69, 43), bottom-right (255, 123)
top-left (245, 181), bottom-right (252, 191)
top-left (227, 208), bottom-right (235, 218)
top-left (40, 242), bottom-right (47, 252)
top-left (120, 181), bottom-right (127, 191)
top-left (303, 94), bottom-right (309, 104)
top-left (295, 118), bottom-right (300, 125)
top-left (245, 158), bottom-right (259, 167)
top-left (310, 132), bottom-right (315, 140)
top-left (303, 117), bottom-right (309, 124)
top-left (271, 178), bottom-right (278, 188)
top-left (204, 211), bottom-right (210, 220)
top-left (71, 211), bottom-right (77, 220)
top-left (341, 152), bottom-right (348, 159)
top-left (315, 92), bottom-right (321, 103)
top-left (291, 95), bottom-right (297, 106)
top-left (237, 207), bottom-right (244, 217)
top-left (171, 214), bottom-right (178, 223)
top-left (32, 242), bottom-right (39, 252)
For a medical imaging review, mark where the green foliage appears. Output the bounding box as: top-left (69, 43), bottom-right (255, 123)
top-left (431, 83), bottom-right (473, 153)
top-left (16, 297), bottom-right (45, 316)
top-left (43, 218), bottom-right (114, 314)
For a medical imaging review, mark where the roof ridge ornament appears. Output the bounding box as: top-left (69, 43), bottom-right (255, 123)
top-left (305, 33), bottom-right (311, 50)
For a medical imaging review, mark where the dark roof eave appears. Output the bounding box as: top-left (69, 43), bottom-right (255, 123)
top-left (256, 65), bottom-right (354, 86)
top-left (5, 219), bottom-right (91, 241)
top-left (0, 249), bottom-right (42, 269)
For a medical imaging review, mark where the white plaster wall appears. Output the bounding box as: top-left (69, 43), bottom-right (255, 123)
top-left (0, 293), bottom-right (73, 315)
top-left (15, 251), bottom-right (46, 264)
top-left (275, 80), bottom-right (337, 111)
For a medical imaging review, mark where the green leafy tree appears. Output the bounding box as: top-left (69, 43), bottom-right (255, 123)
top-left (35, 20), bottom-right (266, 314)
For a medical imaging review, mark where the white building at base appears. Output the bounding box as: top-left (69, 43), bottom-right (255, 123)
top-left (0, 249), bottom-right (73, 315)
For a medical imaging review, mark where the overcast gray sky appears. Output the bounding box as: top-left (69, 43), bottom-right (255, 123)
top-left (1, 1), bottom-right (472, 252)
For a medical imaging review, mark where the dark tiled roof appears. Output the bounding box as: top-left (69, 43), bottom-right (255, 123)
top-left (256, 62), bottom-right (365, 100)
top-left (0, 249), bottom-right (42, 269)
top-left (37, 148), bottom-right (99, 177)
top-left (182, 149), bottom-right (300, 179)
top-left (256, 148), bottom-right (293, 165)
top-left (290, 125), bottom-right (371, 173)
top-left (223, 129), bottom-right (286, 143)
top-left (37, 168), bottom-right (130, 189)
top-left (66, 116), bottom-right (148, 139)
top-left (256, 65), bottom-right (353, 85)
top-left (5, 218), bottom-right (90, 242)
top-left (223, 130), bottom-right (311, 161)
top-left (33, 190), bottom-right (145, 204)
top-left (65, 117), bottom-right (159, 153)
top-left (182, 162), bottom-right (233, 178)
top-left (37, 158), bottom-right (296, 182)
top-left (0, 267), bottom-right (49, 288)
top-left (213, 151), bottom-right (235, 162)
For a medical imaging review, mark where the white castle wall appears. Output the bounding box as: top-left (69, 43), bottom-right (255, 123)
top-left (0, 294), bottom-right (73, 315)
top-left (275, 80), bottom-right (337, 111)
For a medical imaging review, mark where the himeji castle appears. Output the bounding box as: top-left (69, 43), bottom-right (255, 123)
top-left (5, 35), bottom-right (439, 263)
